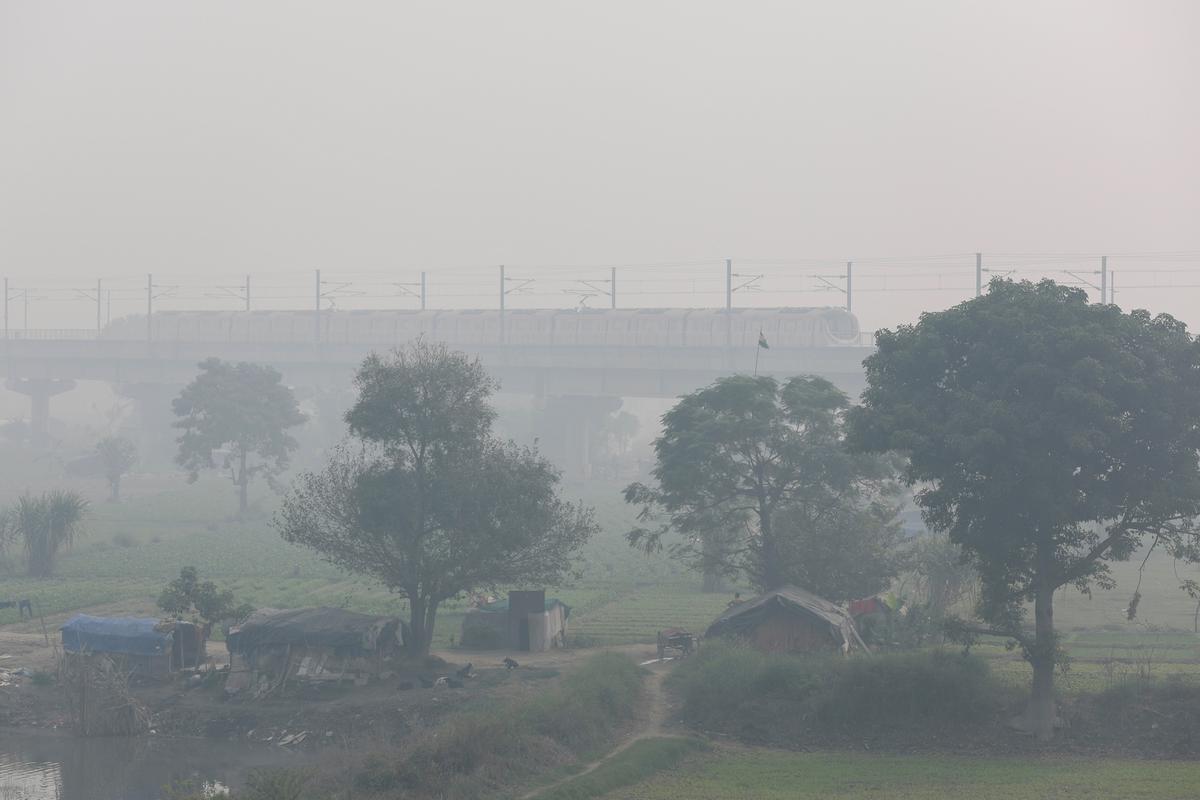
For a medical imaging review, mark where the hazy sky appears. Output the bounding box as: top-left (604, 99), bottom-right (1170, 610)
top-left (2, 1), bottom-right (1198, 330)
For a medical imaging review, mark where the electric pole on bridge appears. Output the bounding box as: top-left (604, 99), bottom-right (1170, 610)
top-left (846, 262), bottom-right (853, 314)
top-left (146, 273), bottom-right (153, 342)
top-left (314, 269), bottom-right (321, 344)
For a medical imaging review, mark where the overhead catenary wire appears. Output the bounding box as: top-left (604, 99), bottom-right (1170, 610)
top-left (8, 251), bottom-right (1200, 333)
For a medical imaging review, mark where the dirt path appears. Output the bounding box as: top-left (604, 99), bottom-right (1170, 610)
top-left (521, 657), bottom-right (674, 800)
top-left (0, 630), bottom-right (58, 673)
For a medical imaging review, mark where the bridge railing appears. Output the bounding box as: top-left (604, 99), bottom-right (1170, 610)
top-left (1, 328), bottom-right (882, 347)
top-left (1, 329), bottom-right (99, 341)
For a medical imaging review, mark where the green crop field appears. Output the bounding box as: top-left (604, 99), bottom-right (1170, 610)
top-left (604, 749), bottom-right (1200, 800)
top-left (0, 474), bottom-right (736, 649)
top-left (2, 470), bottom-right (1200, 674)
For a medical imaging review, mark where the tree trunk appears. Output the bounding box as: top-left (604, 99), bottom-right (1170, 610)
top-left (1023, 548), bottom-right (1059, 740)
top-left (408, 596), bottom-right (435, 658)
top-left (701, 570), bottom-right (726, 593)
top-left (424, 600), bottom-right (440, 654)
top-left (758, 508), bottom-right (784, 590)
top-left (700, 536), bottom-right (726, 593)
top-left (237, 450), bottom-right (248, 514)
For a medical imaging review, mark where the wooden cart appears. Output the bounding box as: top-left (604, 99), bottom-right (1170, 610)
top-left (656, 628), bottom-right (697, 660)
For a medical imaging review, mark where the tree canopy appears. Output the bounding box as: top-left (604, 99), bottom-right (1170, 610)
top-left (173, 358), bottom-right (306, 513)
top-left (846, 279), bottom-right (1200, 739)
top-left (626, 374), bottom-right (903, 598)
top-left (158, 566), bottom-right (252, 625)
top-left (96, 435), bottom-right (137, 502)
top-left (277, 340), bottom-right (597, 655)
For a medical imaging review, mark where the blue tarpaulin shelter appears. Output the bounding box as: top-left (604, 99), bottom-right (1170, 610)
top-left (61, 615), bottom-right (207, 678)
top-left (61, 615), bottom-right (171, 656)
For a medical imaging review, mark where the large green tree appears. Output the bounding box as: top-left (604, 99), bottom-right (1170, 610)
top-left (173, 358), bottom-right (306, 513)
top-left (846, 279), bottom-right (1200, 739)
top-left (625, 374), bottom-right (903, 598)
top-left (276, 340), bottom-right (597, 656)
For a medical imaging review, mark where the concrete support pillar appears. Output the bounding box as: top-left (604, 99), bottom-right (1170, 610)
top-left (4, 378), bottom-right (76, 441)
top-left (563, 411), bottom-right (593, 480)
top-left (539, 395), bottom-right (621, 480)
top-left (292, 383), bottom-right (355, 461)
top-left (116, 382), bottom-right (185, 467)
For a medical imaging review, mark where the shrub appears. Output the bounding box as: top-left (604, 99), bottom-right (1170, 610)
top-left (670, 641), bottom-right (1002, 742)
top-left (358, 652), bottom-right (643, 798)
top-left (1087, 678), bottom-right (1200, 757)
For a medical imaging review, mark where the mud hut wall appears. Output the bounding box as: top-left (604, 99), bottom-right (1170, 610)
top-left (749, 607), bottom-right (837, 654)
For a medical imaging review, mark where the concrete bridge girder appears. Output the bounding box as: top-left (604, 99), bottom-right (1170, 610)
top-left (4, 378), bottom-right (76, 438)
top-left (0, 341), bottom-right (871, 400)
top-left (2, 341), bottom-right (871, 467)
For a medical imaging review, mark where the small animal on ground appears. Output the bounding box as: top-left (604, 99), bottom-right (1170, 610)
top-left (0, 600), bottom-right (33, 620)
top-left (455, 662), bottom-right (474, 679)
top-left (503, 657), bottom-right (519, 670)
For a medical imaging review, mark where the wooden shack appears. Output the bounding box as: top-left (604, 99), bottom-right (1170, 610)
top-left (224, 607), bottom-right (407, 694)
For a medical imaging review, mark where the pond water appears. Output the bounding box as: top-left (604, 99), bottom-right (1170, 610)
top-left (0, 733), bottom-right (298, 800)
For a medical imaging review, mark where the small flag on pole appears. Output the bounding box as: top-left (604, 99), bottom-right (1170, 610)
top-left (758, 331), bottom-right (769, 350)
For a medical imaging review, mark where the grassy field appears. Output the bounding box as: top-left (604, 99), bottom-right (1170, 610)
top-left (0, 473), bottom-right (731, 648)
top-left (1, 469), bottom-right (1198, 679)
top-left (604, 749), bottom-right (1200, 800)
top-left (530, 738), bottom-right (708, 800)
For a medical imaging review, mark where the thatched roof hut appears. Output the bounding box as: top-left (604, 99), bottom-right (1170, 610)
top-left (225, 607), bottom-right (408, 693)
top-left (705, 586), bottom-right (867, 654)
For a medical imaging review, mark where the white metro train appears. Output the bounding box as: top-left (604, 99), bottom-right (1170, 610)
top-left (102, 307), bottom-right (861, 349)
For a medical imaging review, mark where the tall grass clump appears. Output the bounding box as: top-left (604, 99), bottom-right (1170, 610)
top-left (354, 652), bottom-right (643, 799)
top-left (670, 641), bottom-right (1002, 742)
top-left (14, 490), bottom-right (88, 577)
